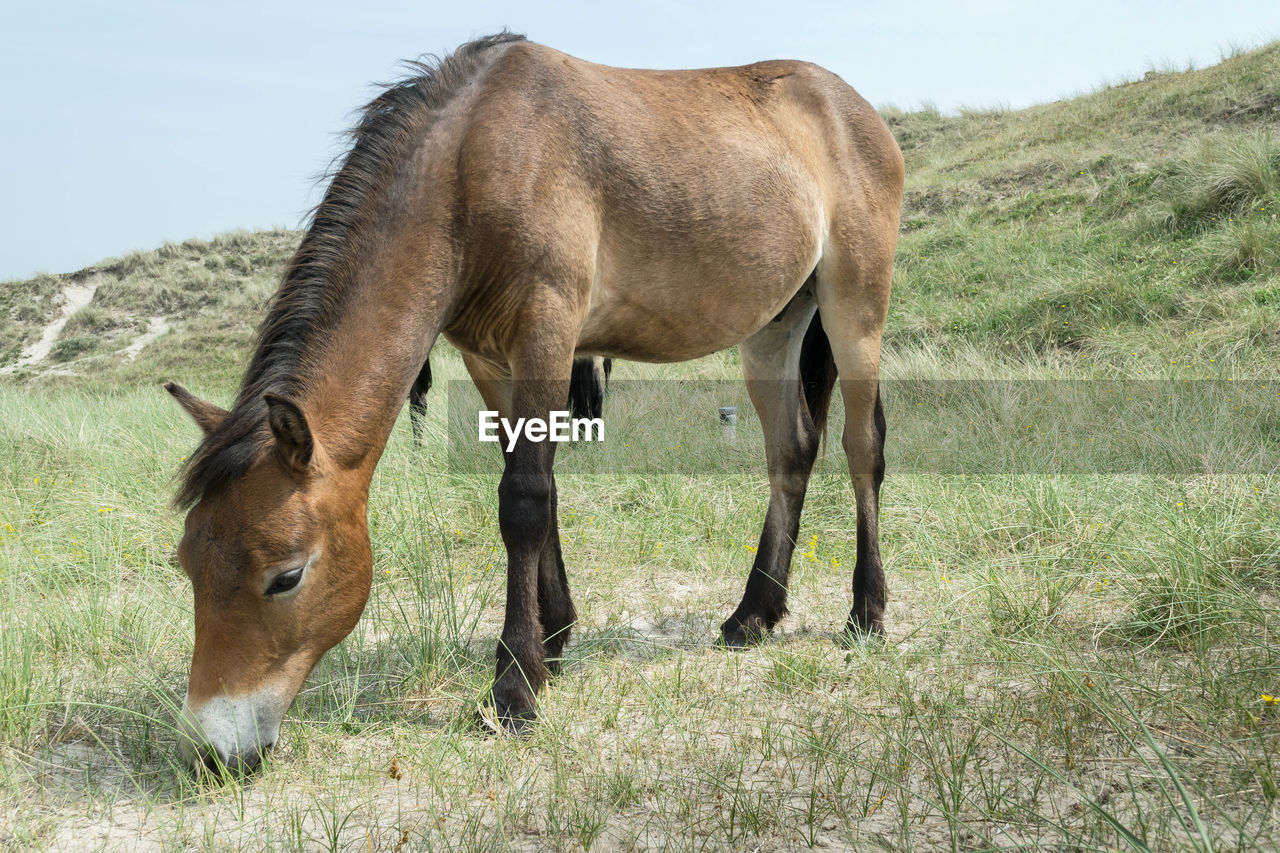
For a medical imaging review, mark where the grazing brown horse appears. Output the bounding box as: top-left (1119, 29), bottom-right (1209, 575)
top-left (166, 33), bottom-right (903, 773)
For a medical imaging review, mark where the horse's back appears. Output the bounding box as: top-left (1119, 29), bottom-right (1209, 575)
top-left (446, 41), bottom-right (902, 361)
top-left (467, 43), bottom-right (897, 196)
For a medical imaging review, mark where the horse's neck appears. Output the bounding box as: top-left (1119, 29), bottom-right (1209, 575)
top-left (297, 263), bottom-right (448, 473)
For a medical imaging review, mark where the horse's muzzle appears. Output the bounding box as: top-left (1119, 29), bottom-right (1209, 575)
top-left (178, 692), bottom-right (283, 777)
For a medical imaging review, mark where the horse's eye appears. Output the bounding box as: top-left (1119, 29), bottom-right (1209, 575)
top-left (265, 567), bottom-right (304, 596)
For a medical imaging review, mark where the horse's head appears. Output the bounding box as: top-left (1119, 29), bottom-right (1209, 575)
top-left (165, 382), bottom-right (373, 775)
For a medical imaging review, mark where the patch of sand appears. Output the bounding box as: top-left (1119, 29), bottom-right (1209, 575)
top-left (123, 316), bottom-right (170, 362)
top-left (0, 277), bottom-right (101, 374)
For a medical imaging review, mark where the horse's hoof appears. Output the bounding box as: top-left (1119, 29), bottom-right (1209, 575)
top-left (472, 703), bottom-right (537, 737)
top-left (499, 710), bottom-right (537, 736)
top-left (716, 631), bottom-right (752, 651)
top-left (717, 615), bottom-right (771, 649)
top-left (474, 683), bottom-right (539, 736)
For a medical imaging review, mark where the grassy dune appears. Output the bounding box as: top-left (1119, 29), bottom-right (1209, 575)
top-left (2, 45), bottom-right (1279, 850)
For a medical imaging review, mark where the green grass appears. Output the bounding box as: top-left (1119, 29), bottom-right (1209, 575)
top-left (2, 43), bottom-right (1280, 851)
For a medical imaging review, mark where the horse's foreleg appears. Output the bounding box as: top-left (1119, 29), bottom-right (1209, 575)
top-left (492, 433), bottom-right (555, 730)
top-left (537, 474), bottom-right (576, 673)
top-left (720, 297), bottom-right (821, 647)
top-left (470, 337), bottom-right (575, 731)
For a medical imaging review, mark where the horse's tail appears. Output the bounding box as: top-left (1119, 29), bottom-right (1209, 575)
top-left (799, 312), bottom-right (838, 441)
top-left (568, 357), bottom-right (608, 420)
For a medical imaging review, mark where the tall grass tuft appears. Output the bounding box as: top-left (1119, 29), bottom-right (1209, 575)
top-left (1157, 130), bottom-right (1280, 232)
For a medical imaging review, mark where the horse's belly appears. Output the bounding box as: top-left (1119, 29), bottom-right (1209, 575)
top-left (576, 262), bottom-right (811, 362)
top-left (576, 200), bottom-right (822, 361)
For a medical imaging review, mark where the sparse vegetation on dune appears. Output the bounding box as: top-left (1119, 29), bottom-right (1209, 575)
top-left (0, 230), bottom-right (296, 383)
top-left (886, 42), bottom-right (1280, 375)
top-left (1, 46), bottom-right (1279, 850)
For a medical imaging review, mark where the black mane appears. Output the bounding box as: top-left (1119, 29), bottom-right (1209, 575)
top-left (174, 32), bottom-right (525, 509)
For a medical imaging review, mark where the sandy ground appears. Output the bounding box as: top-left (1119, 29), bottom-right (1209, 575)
top-left (122, 317), bottom-right (170, 362)
top-left (0, 278), bottom-right (101, 374)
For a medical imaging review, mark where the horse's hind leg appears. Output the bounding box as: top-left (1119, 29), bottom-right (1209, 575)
top-left (409, 359), bottom-right (432, 444)
top-left (568, 357), bottom-right (605, 420)
top-left (815, 245), bottom-right (893, 638)
top-left (720, 290), bottom-right (822, 647)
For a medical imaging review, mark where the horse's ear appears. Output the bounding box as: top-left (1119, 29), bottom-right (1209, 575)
top-left (164, 381), bottom-right (228, 435)
top-left (263, 393), bottom-right (314, 473)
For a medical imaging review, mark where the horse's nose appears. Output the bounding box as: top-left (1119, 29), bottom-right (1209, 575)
top-left (190, 741), bottom-right (272, 778)
top-left (200, 749), bottom-right (222, 774)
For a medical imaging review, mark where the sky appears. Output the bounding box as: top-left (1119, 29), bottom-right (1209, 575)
top-left (2, 0), bottom-right (1278, 282)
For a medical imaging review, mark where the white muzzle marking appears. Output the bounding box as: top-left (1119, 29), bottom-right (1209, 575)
top-left (179, 688), bottom-right (287, 773)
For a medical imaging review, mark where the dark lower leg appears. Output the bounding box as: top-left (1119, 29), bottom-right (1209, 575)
top-left (537, 479), bottom-right (576, 673)
top-left (847, 493), bottom-right (885, 635)
top-left (492, 452), bottom-right (554, 730)
top-left (721, 486), bottom-right (807, 646)
top-left (721, 398), bottom-right (819, 647)
top-left (847, 389), bottom-right (887, 636)
top-left (409, 400), bottom-right (427, 444)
